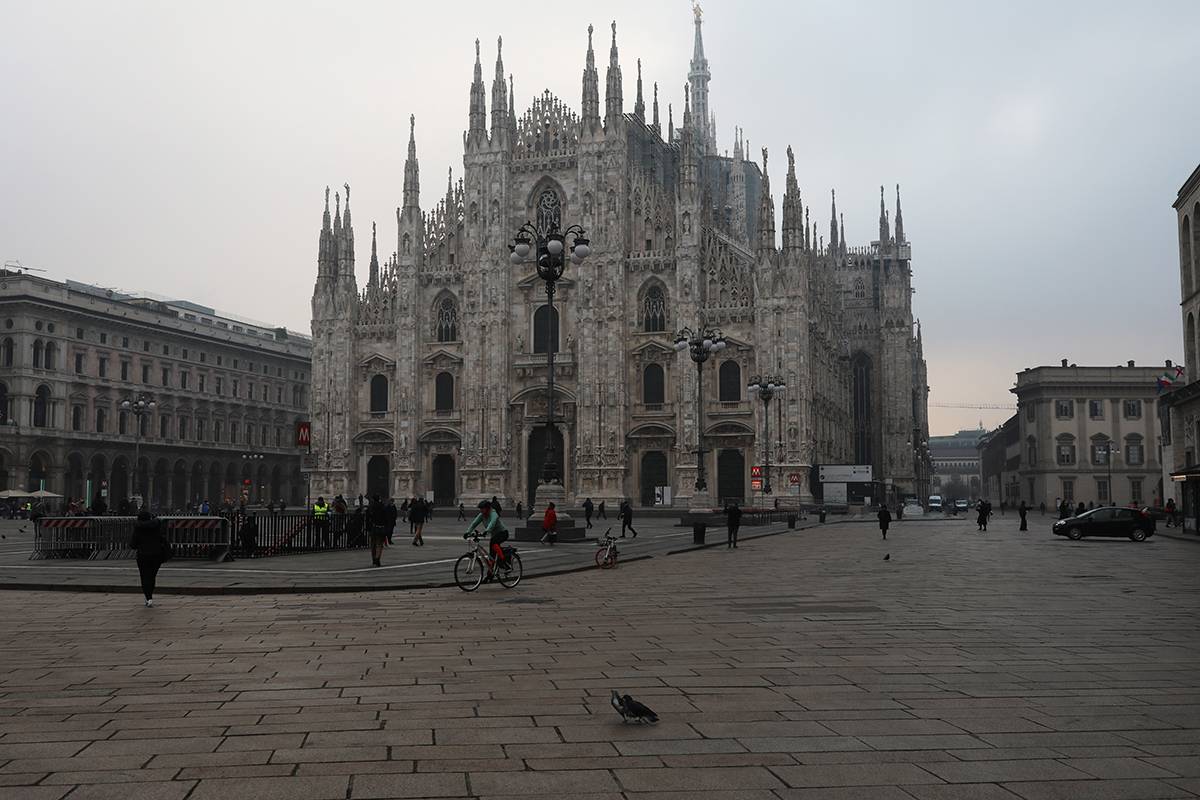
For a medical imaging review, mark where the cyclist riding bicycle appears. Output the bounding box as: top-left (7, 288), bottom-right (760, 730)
top-left (464, 499), bottom-right (510, 573)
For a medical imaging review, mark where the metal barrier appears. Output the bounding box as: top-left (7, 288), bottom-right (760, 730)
top-left (225, 511), bottom-right (369, 558)
top-left (32, 516), bottom-right (231, 561)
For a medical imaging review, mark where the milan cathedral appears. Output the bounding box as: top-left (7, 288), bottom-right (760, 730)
top-left (306, 9), bottom-right (930, 509)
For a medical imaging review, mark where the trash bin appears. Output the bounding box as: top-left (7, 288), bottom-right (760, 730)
top-left (787, 514), bottom-right (796, 529)
top-left (818, 508), bottom-right (827, 523)
top-left (692, 523), bottom-right (706, 544)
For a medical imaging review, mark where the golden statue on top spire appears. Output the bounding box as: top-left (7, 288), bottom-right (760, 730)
top-left (693, 2), bottom-right (703, 22)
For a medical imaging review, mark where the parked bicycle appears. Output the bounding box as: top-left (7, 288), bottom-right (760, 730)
top-left (595, 527), bottom-right (619, 569)
top-left (455, 531), bottom-right (522, 591)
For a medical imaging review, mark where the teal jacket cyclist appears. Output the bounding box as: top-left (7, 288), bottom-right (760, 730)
top-left (464, 499), bottom-right (509, 565)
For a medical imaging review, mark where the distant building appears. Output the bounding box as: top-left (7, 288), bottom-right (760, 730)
top-left (978, 416), bottom-right (1020, 505)
top-left (1012, 360), bottom-right (1169, 509)
top-left (0, 270), bottom-right (311, 508)
top-left (929, 427), bottom-right (985, 499)
top-left (1161, 161), bottom-right (1200, 530)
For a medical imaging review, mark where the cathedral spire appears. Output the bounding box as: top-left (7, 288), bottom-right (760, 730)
top-left (633, 58), bottom-right (645, 121)
top-left (490, 36), bottom-right (509, 145)
top-left (318, 186), bottom-right (334, 277)
top-left (668, 103), bottom-right (674, 142)
top-left (605, 21), bottom-right (623, 126)
top-left (689, 3), bottom-right (713, 154)
top-left (508, 74), bottom-right (516, 131)
top-left (805, 205), bottom-right (811, 251)
top-left (651, 82), bottom-right (660, 135)
top-left (468, 39), bottom-right (487, 147)
top-left (782, 144), bottom-right (802, 253)
top-left (878, 184), bottom-right (890, 245)
top-left (368, 221), bottom-right (379, 286)
top-left (840, 213), bottom-right (846, 255)
top-left (403, 115), bottom-right (420, 214)
top-left (895, 184), bottom-right (905, 244)
top-left (757, 147), bottom-right (775, 257)
top-left (580, 24), bottom-right (601, 133)
top-left (829, 189), bottom-right (839, 254)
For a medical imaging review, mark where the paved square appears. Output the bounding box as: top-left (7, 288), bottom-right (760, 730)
top-left (3, 514), bottom-right (1200, 798)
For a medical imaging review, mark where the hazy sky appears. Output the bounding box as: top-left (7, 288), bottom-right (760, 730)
top-left (2, 0), bottom-right (1197, 435)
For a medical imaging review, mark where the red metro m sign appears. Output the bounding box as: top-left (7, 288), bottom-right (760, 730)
top-left (296, 421), bottom-right (311, 447)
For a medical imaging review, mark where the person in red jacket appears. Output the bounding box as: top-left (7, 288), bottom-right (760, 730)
top-left (540, 502), bottom-right (558, 545)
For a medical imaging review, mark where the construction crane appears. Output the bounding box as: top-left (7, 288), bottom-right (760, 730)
top-left (930, 402), bottom-right (1016, 410)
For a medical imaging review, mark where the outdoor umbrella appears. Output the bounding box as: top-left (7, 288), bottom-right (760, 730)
top-left (0, 489), bottom-right (33, 499)
top-left (29, 490), bottom-right (63, 498)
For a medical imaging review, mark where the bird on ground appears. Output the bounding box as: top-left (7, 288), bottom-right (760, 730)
top-left (620, 693), bottom-right (659, 724)
top-left (610, 690), bottom-right (628, 721)
top-left (883, 553), bottom-right (890, 561)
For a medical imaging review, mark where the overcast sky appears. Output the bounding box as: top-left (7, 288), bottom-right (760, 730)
top-left (2, 0), bottom-right (1197, 435)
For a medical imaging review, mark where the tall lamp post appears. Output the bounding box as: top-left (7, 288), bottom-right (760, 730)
top-left (242, 452), bottom-right (264, 504)
top-left (121, 393), bottom-right (155, 504)
top-left (674, 326), bottom-right (727, 508)
top-left (1103, 441), bottom-right (1119, 506)
top-left (509, 220), bottom-right (590, 507)
top-left (747, 375), bottom-right (786, 497)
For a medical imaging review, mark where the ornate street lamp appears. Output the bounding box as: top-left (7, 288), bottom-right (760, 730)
top-left (509, 220), bottom-right (590, 498)
top-left (674, 326), bottom-right (727, 504)
top-left (121, 393), bottom-right (155, 502)
top-left (747, 374), bottom-right (786, 496)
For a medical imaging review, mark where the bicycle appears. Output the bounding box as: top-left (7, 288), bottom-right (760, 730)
top-left (595, 527), bottom-right (619, 569)
top-left (455, 531), bottom-right (523, 591)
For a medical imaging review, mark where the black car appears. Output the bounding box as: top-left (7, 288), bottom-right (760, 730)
top-left (1052, 507), bottom-right (1156, 541)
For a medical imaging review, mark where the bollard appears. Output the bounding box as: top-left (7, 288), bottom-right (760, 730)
top-left (787, 514), bottom-right (796, 529)
top-left (819, 508), bottom-right (827, 523)
top-left (693, 522), bottom-right (706, 544)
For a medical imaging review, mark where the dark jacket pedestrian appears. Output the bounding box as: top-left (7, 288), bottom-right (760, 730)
top-left (724, 501), bottom-right (742, 549)
top-left (368, 496), bottom-right (389, 566)
top-left (582, 497), bottom-right (594, 529)
top-left (878, 506), bottom-right (892, 539)
top-left (619, 500), bottom-right (637, 538)
top-left (1018, 501), bottom-right (1028, 531)
top-left (457, 502), bottom-right (465, 520)
top-left (516, 501), bottom-right (524, 519)
top-left (1076, 502), bottom-right (1086, 517)
top-left (238, 513), bottom-right (259, 558)
top-left (385, 499), bottom-right (398, 543)
top-left (130, 511), bottom-right (169, 606)
top-left (491, 495), bottom-right (503, 516)
top-left (1166, 498), bottom-right (1178, 527)
top-left (598, 500), bottom-right (607, 519)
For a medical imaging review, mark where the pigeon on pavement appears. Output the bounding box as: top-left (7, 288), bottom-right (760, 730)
top-left (883, 553), bottom-right (890, 561)
top-left (621, 693), bottom-right (659, 724)
top-left (610, 690), bottom-right (628, 721)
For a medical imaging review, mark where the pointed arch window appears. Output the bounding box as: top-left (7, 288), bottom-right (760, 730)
top-left (718, 360), bottom-right (742, 402)
top-left (436, 296), bottom-right (458, 342)
top-left (853, 278), bottom-right (866, 300)
top-left (370, 374), bottom-right (388, 413)
top-left (643, 364), bottom-right (665, 407)
top-left (533, 305), bottom-right (559, 354)
top-left (536, 189), bottom-right (562, 232)
top-left (435, 372), bottom-right (455, 412)
top-left (643, 285), bottom-right (667, 332)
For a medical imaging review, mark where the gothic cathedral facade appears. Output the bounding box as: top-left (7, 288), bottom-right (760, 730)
top-left (306, 11), bottom-right (930, 509)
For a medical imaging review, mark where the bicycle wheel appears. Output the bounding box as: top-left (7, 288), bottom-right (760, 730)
top-left (454, 553), bottom-right (484, 592)
top-left (498, 552), bottom-right (523, 588)
top-left (595, 545), bottom-right (616, 569)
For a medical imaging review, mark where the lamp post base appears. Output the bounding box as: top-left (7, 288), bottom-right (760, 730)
top-left (689, 488), bottom-right (714, 512)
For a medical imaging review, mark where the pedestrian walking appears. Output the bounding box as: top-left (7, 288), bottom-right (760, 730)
top-left (130, 510), bottom-right (170, 607)
top-left (598, 500), bottom-right (607, 519)
top-left (238, 512), bottom-right (259, 558)
top-left (1166, 497), bottom-right (1178, 527)
top-left (385, 498), bottom-right (398, 545)
top-left (540, 502), bottom-right (558, 545)
top-left (878, 505), bottom-right (891, 540)
top-left (491, 495), bottom-right (503, 516)
top-left (619, 500), bottom-right (638, 538)
top-left (401, 498), bottom-right (410, 522)
top-left (976, 501), bottom-right (987, 531)
top-left (582, 497), bottom-right (594, 529)
top-left (458, 502), bottom-right (466, 521)
top-left (410, 497), bottom-right (426, 546)
top-left (313, 496), bottom-right (330, 548)
top-left (368, 495), bottom-right (389, 567)
top-left (1018, 500), bottom-right (1028, 531)
top-left (1039, 501), bottom-right (1045, 516)
top-left (516, 501), bottom-right (524, 519)
top-left (1075, 501), bottom-right (1086, 517)
top-left (724, 500), bottom-right (742, 549)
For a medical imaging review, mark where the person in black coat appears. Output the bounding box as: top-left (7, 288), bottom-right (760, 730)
top-left (582, 497), bottom-right (594, 529)
top-left (129, 510), bottom-right (169, 607)
top-left (238, 513), bottom-right (259, 558)
top-left (878, 505), bottom-right (892, 540)
top-left (368, 495), bottom-right (390, 566)
top-left (619, 500), bottom-right (638, 538)
top-left (724, 501), bottom-right (742, 549)
top-left (385, 498), bottom-right (398, 545)
top-left (1018, 501), bottom-right (1029, 532)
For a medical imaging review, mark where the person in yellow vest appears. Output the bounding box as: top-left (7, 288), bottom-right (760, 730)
top-left (313, 496), bottom-right (330, 548)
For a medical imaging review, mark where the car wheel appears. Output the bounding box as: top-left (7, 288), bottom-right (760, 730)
top-left (1130, 528), bottom-right (1148, 542)
top-left (1067, 527), bottom-right (1083, 541)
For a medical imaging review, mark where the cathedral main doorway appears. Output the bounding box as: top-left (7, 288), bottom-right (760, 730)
top-left (432, 454), bottom-right (456, 505)
top-left (640, 451), bottom-right (668, 506)
top-left (366, 455), bottom-right (389, 500)
top-left (717, 449), bottom-right (745, 504)
top-left (526, 426), bottom-right (564, 509)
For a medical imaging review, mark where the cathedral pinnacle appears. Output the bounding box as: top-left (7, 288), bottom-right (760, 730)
top-left (634, 58), bottom-right (645, 120)
top-left (468, 37), bottom-right (487, 145)
top-left (403, 115), bottom-right (420, 214)
top-left (605, 20), bottom-right (623, 123)
top-left (369, 221), bottom-right (379, 286)
top-left (830, 189), bottom-right (838, 253)
top-left (490, 36), bottom-right (509, 144)
top-left (895, 184), bottom-right (905, 243)
top-left (879, 184), bottom-right (890, 245)
top-left (581, 24), bottom-right (600, 130)
top-left (652, 82), bottom-right (660, 134)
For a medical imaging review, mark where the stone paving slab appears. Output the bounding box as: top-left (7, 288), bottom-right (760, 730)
top-left (1, 514), bottom-right (1200, 798)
